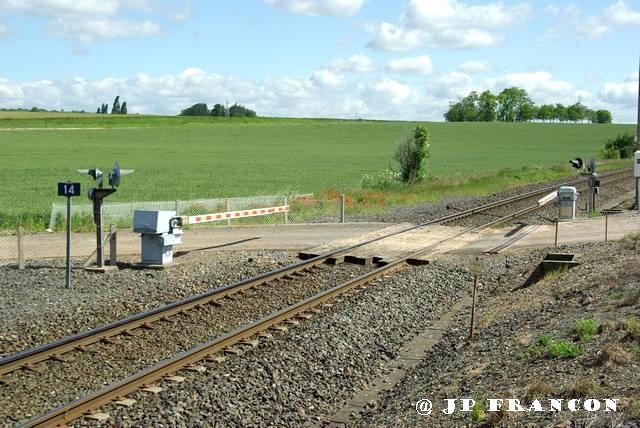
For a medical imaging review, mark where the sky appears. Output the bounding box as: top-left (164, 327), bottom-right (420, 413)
top-left (0, 0), bottom-right (638, 122)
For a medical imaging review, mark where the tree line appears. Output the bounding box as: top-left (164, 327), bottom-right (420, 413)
top-left (444, 87), bottom-right (612, 124)
top-left (97, 96), bottom-right (128, 114)
top-left (179, 102), bottom-right (257, 117)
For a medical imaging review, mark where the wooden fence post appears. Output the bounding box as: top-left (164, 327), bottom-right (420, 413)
top-left (339, 194), bottom-right (345, 223)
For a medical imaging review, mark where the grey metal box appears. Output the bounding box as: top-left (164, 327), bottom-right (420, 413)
top-left (133, 210), bottom-right (176, 234)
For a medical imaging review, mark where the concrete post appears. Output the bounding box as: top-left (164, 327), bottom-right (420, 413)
top-left (284, 196), bottom-right (289, 224)
top-left (174, 200), bottom-right (180, 216)
top-left (226, 198), bottom-right (231, 226)
top-left (339, 194), bottom-right (345, 223)
top-left (109, 224), bottom-right (117, 266)
top-left (17, 227), bottom-right (25, 269)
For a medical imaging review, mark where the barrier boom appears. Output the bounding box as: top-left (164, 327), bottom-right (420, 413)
top-left (186, 205), bottom-right (289, 225)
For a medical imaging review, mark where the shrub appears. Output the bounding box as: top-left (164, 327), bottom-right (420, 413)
top-left (536, 334), bottom-right (582, 358)
top-left (547, 339), bottom-right (582, 358)
top-left (574, 318), bottom-right (600, 342)
top-left (598, 146), bottom-right (620, 160)
top-left (471, 398), bottom-right (486, 423)
top-left (601, 133), bottom-right (636, 159)
top-left (393, 125), bottom-right (430, 183)
top-left (360, 169), bottom-right (402, 190)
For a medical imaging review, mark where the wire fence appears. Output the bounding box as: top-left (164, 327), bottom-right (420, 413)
top-left (1, 193), bottom-right (347, 264)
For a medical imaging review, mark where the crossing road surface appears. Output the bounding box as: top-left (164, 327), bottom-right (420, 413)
top-left (1, 214), bottom-right (639, 263)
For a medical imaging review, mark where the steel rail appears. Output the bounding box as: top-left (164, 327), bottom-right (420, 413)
top-left (1, 168), bottom-right (632, 378)
top-left (438, 169), bottom-right (632, 224)
top-left (17, 170), bottom-right (636, 427)
top-left (20, 217), bottom-right (487, 428)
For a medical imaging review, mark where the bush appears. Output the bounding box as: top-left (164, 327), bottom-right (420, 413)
top-left (574, 318), bottom-right (600, 342)
top-left (536, 334), bottom-right (582, 358)
top-left (598, 146), bottom-right (620, 159)
top-left (360, 169), bottom-right (402, 190)
top-left (547, 339), bottom-right (582, 358)
top-left (393, 125), bottom-right (430, 183)
top-left (601, 133), bottom-right (636, 159)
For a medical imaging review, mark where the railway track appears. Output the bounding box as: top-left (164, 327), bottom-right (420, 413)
top-left (4, 168), bottom-right (635, 427)
top-left (7, 170), bottom-right (630, 380)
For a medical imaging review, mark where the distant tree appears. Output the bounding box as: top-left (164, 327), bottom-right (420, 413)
top-left (121, 102), bottom-right (127, 114)
top-left (554, 103), bottom-right (567, 122)
top-left (460, 91), bottom-right (479, 122)
top-left (228, 103), bottom-right (256, 117)
top-left (111, 96), bottom-right (121, 114)
top-left (211, 103), bottom-right (227, 117)
top-left (444, 101), bottom-right (464, 122)
top-left (595, 109), bottom-right (612, 124)
top-left (583, 107), bottom-right (594, 123)
top-left (478, 90), bottom-right (497, 122)
top-left (537, 104), bottom-right (554, 122)
top-left (567, 102), bottom-right (587, 123)
top-left (497, 87), bottom-right (533, 122)
top-left (180, 103), bottom-right (209, 116)
top-left (101, 103), bottom-right (109, 114)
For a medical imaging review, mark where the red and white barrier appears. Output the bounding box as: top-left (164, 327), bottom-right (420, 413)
top-left (186, 205), bottom-right (289, 225)
top-left (537, 191), bottom-right (557, 206)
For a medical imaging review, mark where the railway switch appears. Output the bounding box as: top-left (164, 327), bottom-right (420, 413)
top-left (557, 186), bottom-right (577, 220)
top-left (133, 210), bottom-right (183, 265)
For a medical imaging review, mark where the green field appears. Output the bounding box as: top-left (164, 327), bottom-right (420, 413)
top-left (0, 114), bottom-right (635, 230)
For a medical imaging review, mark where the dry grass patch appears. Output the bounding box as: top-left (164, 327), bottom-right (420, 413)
top-left (619, 290), bottom-right (640, 307)
top-left (464, 362), bottom-right (490, 379)
top-left (517, 332), bottom-right (534, 347)
top-left (484, 406), bottom-right (511, 427)
top-left (539, 266), bottom-right (567, 283)
top-left (596, 342), bottom-right (631, 367)
top-left (525, 380), bottom-right (554, 401)
top-left (620, 318), bottom-right (640, 342)
top-left (563, 379), bottom-right (602, 399)
top-left (626, 397), bottom-right (640, 419)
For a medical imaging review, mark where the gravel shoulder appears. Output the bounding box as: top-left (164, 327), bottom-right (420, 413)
top-left (359, 239), bottom-right (640, 427)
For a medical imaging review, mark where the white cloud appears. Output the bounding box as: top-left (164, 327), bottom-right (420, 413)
top-left (367, 0), bottom-right (532, 51)
top-left (367, 77), bottom-right (416, 105)
top-left (544, 4), bottom-right (560, 16)
top-left (328, 54), bottom-right (376, 72)
top-left (599, 73), bottom-right (638, 107)
top-left (577, 0), bottom-right (640, 39)
top-left (310, 69), bottom-right (345, 87)
top-left (47, 18), bottom-right (161, 44)
top-left (387, 55), bottom-right (433, 75)
top-left (265, 0), bottom-right (365, 16)
top-left (429, 71), bottom-right (474, 99)
top-left (486, 71), bottom-right (576, 103)
top-left (0, 24), bottom-right (8, 38)
top-left (0, 0), bottom-right (121, 17)
top-left (457, 60), bottom-right (491, 74)
top-left (0, 0), bottom-right (189, 45)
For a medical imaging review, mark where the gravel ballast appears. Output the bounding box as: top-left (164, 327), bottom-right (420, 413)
top-left (0, 260), bottom-right (370, 426)
top-left (68, 263), bottom-right (472, 426)
top-left (0, 250), bottom-right (297, 358)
